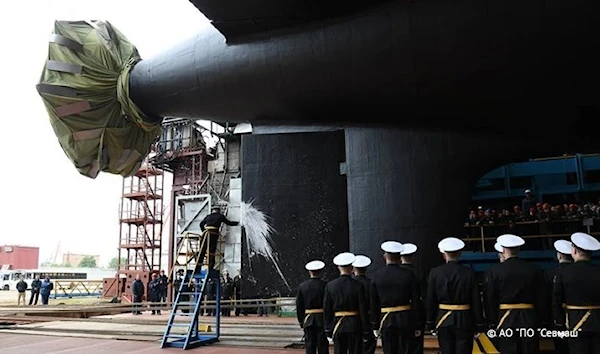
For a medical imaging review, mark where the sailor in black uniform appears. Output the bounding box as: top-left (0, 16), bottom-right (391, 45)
top-left (297, 260), bottom-right (329, 354)
top-left (480, 241), bottom-right (504, 349)
top-left (484, 234), bottom-right (547, 354)
top-left (552, 232), bottom-right (600, 353)
top-left (352, 255), bottom-right (375, 354)
top-left (324, 252), bottom-right (370, 354)
top-left (370, 241), bottom-right (423, 354)
top-left (426, 237), bottom-right (485, 354)
top-left (545, 240), bottom-right (573, 354)
top-left (399, 243), bottom-right (426, 354)
top-left (199, 206), bottom-right (239, 269)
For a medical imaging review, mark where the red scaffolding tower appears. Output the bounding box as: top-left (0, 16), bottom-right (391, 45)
top-left (115, 159), bottom-right (165, 301)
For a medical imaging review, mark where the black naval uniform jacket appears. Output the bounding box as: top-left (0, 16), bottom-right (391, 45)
top-left (553, 260), bottom-right (600, 332)
top-left (296, 277), bottom-right (327, 329)
top-left (353, 274), bottom-right (373, 332)
top-left (353, 275), bottom-right (371, 305)
top-left (369, 264), bottom-right (424, 331)
top-left (543, 262), bottom-right (571, 321)
top-left (400, 263), bottom-right (428, 304)
top-left (323, 274), bottom-right (370, 337)
top-left (544, 262), bottom-right (571, 292)
top-left (200, 212), bottom-right (238, 231)
top-left (484, 257), bottom-right (547, 329)
top-left (426, 260), bottom-right (485, 332)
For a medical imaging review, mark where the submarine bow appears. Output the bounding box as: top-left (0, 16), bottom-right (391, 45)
top-left (37, 20), bottom-right (161, 179)
top-left (38, 0), bottom-right (599, 177)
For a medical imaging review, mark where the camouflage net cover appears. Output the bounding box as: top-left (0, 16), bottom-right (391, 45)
top-left (37, 20), bottom-right (161, 178)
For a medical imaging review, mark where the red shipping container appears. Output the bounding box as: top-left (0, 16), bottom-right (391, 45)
top-left (0, 245), bottom-right (39, 269)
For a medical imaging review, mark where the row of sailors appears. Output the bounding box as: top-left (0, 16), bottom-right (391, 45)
top-left (296, 232), bottom-right (600, 354)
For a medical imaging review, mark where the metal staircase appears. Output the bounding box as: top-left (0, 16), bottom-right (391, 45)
top-left (161, 231), bottom-right (221, 349)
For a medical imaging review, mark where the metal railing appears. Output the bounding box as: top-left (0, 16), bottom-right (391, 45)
top-left (50, 280), bottom-right (104, 299)
top-left (463, 218), bottom-right (600, 252)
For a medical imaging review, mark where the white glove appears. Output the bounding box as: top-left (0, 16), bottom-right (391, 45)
top-left (474, 332), bottom-right (481, 339)
top-left (373, 330), bottom-right (380, 338)
top-left (327, 337), bottom-right (334, 344)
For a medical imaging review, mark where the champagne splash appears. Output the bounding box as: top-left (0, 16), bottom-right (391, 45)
top-left (240, 200), bottom-right (291, 291)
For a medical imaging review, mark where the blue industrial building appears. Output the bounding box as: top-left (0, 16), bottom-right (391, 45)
top-left (472, 153), bottom-right (600, 202)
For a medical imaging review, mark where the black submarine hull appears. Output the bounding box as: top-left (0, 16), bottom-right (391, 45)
top-left (130, 0), bottom-right (598, 135)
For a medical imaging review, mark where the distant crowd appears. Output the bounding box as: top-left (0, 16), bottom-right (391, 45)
top-left (130, 269), bottom-right (270, 317)
top-left (464, 190), bottom-right (600, 251)
top-left (466, 202), bottom-right (598, 226)
top-left (466, 189), bottom-right (599, 226)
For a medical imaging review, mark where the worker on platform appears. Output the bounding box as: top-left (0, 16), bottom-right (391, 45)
top-left (16, 276), bottom-right (27, 306)
top-left (399, 243), bottom-right (426, 354)
top-left (370, 241), bottom-right (423, 354)
top-left (234, 269), bottom-right (247, 316)
top-left (296, 260), bottom-right (328, 354)
top-left (324, 252), bottom-right (369, 354)
top-left (132, 274), bottom-right (145, 315)
top-left (173, 269), bottom-right (184, 300)
top-left (552, 232), bottom-right (600, 353)
top-left (39, 277), bottom-right (54, 306)
top-left (199, 206), bottom-right (239, 270)
top-left (221, 270), bottom-right (234, 316)
top-left (180, 278), bottom-right (194, 314)
top-left (39, 277), bottom-right (54, 305)
top-left (29, 275), bottom-right (41, 306)
top-left (522, 189), bottom-right (537, 213)
top-left (544, 240), bottom-right (573, 354)
top-left (149, 273), bottom-right (162, 315)
top-left (484, 234), bottom-right (546, 354)
top-left (426, 237), bottom-right (485, 354)
top-left (204, 277), bottom-right (216, 316)
top-left (158, 270), bottom-right (168, 309)
top-left (351, 255), bottom-right (375, 354)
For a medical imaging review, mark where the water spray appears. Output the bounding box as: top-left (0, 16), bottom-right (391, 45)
top-left (240, 201), bottom-right (291, 291)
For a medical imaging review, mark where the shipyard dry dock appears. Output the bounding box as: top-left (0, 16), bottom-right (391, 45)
top-left (0, 302), bottom-right (558, 353)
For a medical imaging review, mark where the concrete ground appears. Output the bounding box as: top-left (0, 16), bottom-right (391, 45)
top-left (0, 333), bottom-right (302, 354)
top-left (0, 307), bottom-right (305, 350)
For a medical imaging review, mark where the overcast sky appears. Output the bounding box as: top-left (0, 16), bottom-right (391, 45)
top-left (0, 0), bottom-right (211, 267)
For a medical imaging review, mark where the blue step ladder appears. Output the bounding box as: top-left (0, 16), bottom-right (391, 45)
top-left (161, 231), bottom-right (221, 349)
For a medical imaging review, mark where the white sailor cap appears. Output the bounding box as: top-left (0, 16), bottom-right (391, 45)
top-left (381, 241), bottom-right (404, 254)
top-left (401, 243), bottom-right (418, 255)
top-left (553, 240), bottom-right (573, 255)
top-left (525, 189), bottom-right (532, 194)
top-left (496, 234), bottom-right (525, 248)
top-left (571, 232), bottom-right (600, 252)
top-left (305, 260), bottom-right (325, 271)
top-left (333, 252), bottom-right (356, 267)
top-left (352, 255), bottom-right (372, 268)
top-left (494, 242), bottom-right (503, 253)
top-left (438, 237), bottom-right (465, 252)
